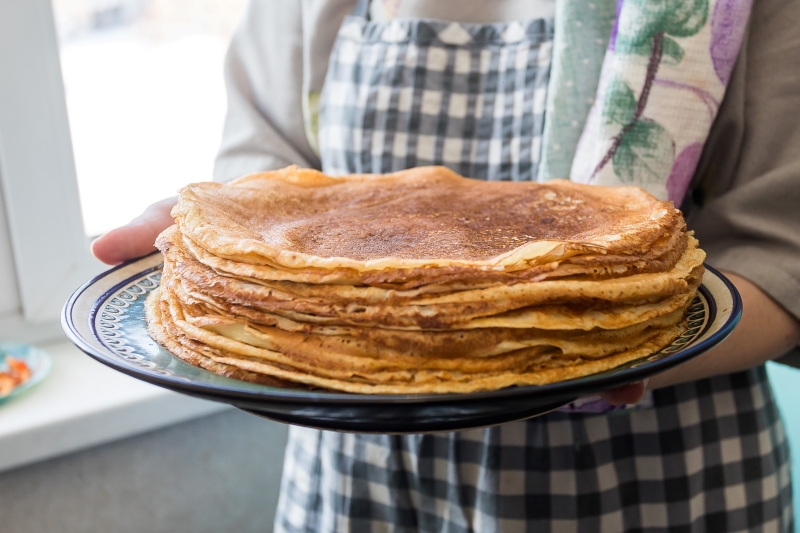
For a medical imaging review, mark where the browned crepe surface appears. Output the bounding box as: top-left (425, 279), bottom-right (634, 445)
top-left (173, 166), bottom-right (682, 272)
top-left (163, 226), bottom-right (703, 311)
top-left (174, 222), bottom-right (691, 289)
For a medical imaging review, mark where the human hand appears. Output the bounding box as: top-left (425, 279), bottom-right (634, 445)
top-left (598, 380), bottom-right (648, 405)
top-left (577, 268), bottom-right (800, 407)
top-left (91, 196), bottom-right (178, 265)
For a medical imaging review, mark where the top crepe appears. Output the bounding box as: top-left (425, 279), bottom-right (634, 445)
top-left (173, 166), bottom-right (681, 272)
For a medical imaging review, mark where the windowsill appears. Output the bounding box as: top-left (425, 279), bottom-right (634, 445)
top-left (0, 337), bottom-right (230, 473)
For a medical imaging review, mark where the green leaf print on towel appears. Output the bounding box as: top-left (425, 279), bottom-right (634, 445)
top-left (615, 0), bottom-right (708, 52)
top-left (592, 0), bottom-right (709, 181)
top-left (604, 78), bottom-right (636, 126)
top-left (660, 36), bottom-right (685, 64)
top-left (614, 35), bottom-right (684, 65)
top-left (613, 119), bottom-right (674, 184)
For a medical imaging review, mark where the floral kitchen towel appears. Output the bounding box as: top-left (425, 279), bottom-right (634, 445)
top-left (569, 0), bottom-right (752, 204)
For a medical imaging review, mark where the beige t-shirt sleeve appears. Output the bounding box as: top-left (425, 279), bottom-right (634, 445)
top-left (213, 0), bottom-right (357, 182)
top-left (213, 0), bottom-right (320, 182)
top-left (687, 0), bottom-right (800, 327)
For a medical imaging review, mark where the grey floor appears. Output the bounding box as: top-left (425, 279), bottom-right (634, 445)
top-left (0, 409), bottom-right (289, 533)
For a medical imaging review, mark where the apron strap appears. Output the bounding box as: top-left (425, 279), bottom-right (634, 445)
top-left (353, 0), bottom-right (370, 19)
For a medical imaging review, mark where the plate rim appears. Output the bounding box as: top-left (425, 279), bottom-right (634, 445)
top-left (63, 257), bottom-right (742, 406)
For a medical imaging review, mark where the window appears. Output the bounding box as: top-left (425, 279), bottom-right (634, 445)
top-left (0, 0), bottom-right (244, 337)
top-left (53, 0), bottom-right (246, 236)
top-left (0, 0), bottom-right (92, 332)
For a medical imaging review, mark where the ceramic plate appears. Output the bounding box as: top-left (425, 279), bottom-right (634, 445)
top-left (63, 253), bottom-right (741, 433)
top-left (0, 342), bottom-right (52, 403)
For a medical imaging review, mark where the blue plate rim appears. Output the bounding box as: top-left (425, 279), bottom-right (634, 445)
top-left (63, 257), bottom-right (742, 406)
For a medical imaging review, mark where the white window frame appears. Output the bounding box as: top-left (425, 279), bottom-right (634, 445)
top-left (0, 0), bottom-right (102, 339)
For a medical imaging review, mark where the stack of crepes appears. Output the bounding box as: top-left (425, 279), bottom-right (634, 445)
top-left (146, 166), bottom-right (705, 394)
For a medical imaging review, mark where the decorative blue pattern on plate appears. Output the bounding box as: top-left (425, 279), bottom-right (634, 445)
top-left (64, 253), bottom-right (741, 433)
top-left (92, 266), bottom-right (270, 392)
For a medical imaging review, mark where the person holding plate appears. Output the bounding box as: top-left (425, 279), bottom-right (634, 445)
top-left (93, 0), bottom-right (800, 530)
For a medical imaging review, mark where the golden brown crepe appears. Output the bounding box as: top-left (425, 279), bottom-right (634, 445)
top-left (160, 226), bottom-right (703, 330)
top-left (147, 290), bottom-right (686, 394)
top-left (148, 165), bottom-right (704, 394)
top-left (173, 166), bottom-right (683, 271)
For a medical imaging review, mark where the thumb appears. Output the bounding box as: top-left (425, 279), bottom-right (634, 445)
top-left (91, 196), bottom-right (178, 265)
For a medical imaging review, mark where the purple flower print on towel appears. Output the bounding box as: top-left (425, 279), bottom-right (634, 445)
top-left (710, 0), bottom-right (753, 84)
top-left (667, 142), bottom-right (704, 205)
top-left (608, 0), bottom-right (624, 51)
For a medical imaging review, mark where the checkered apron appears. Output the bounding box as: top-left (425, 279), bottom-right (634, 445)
top-left (317, 14), bottom-right (552, 180)
top-left (274, 7), bottom-right (793, 533)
